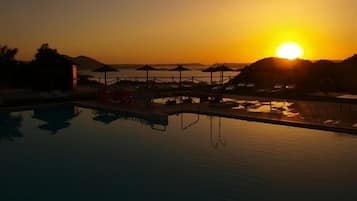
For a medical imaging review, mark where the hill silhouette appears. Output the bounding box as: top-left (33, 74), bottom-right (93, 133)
top-left (231, 55), bottom-right (357, 93)
top-left (61, 54), bottom-right (247, 70)
top-left (63, 56), bottom-right (211, 70)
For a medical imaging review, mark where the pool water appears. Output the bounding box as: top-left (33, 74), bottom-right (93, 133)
top-left (1, 104), bottom-right (357, 201)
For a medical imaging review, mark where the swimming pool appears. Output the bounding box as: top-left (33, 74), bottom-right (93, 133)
top-left (1, 104), bottom-right (357, 201)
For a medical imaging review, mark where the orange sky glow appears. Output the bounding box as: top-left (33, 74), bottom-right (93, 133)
top-left (1, 0), bottom-right (357, 64)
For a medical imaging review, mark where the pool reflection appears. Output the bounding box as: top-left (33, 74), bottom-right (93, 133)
top-left (228, 98), bottom-right (357, 128)
top-left (0, 112), bottom-right (23, 142)
top-left (2, 105), bottom-right (357, 200)
top-left (32, 104), bottom-right (81, 134)
top-left (93, 111), bottom-right (122, 124)
top-left (1, 105), bottom-right (230, 148)
top-left (93, 109), bottom-right (169, 131)
top-left (209, 116), bottom-right (227, 149)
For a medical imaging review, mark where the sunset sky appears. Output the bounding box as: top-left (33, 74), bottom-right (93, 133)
top-left (1, 0), bottom-right (357, 64)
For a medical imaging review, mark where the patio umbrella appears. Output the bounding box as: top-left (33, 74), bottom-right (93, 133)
top-left (170, 65), bottom-right (191, 88)
top-left (136, 65), bottom-right (158, 88)
top-left (202, 65), bottom-right (218, 85)
top-left (93, 65), bottom-right (118, 86)
top-left (214, 64), bottom-right (234, 86)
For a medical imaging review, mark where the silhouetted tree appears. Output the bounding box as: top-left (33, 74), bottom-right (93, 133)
top-left (34, 43), bottom-right (59, 63)
top-left (0, 45), bottom-right (19, 85)
top-left (0, 45), bottom-right (18, 63)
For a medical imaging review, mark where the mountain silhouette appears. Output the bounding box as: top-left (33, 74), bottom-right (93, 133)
top-left (342, 54), bottom-right (357, 65)
top-left (231, 55), bottom-right (357, 93)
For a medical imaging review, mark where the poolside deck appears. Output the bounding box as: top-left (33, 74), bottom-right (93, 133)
top-left (2, 85), bottom-right (357, 108)
top-left (1, 86), bottom-right (356, 134)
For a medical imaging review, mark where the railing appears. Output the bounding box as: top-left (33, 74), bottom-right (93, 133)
top-left (84, 76), bottom-right (236, 86)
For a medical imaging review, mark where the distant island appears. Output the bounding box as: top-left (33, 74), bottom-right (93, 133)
top-left (64, 56), bottom-right (206, 70)
top-left (63, 55), bottom-right (247, 70)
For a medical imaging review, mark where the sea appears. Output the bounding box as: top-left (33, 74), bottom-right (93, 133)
top-left (80, 65), bottom-right (240, 84)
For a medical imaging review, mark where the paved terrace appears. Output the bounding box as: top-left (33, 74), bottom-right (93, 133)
top-left (1, 86), bottom-right (356, 134)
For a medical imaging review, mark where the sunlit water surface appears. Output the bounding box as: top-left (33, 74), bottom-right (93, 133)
top-left (1, 105), bottom-right (357, 201)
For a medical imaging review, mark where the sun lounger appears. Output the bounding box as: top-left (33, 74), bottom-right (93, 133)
top-left (169, 84), bottom-right (179, 89)
top-left (237, 83), bottom-right (246, 87)
top-left (225, 85), bottom-right (236, 91)
top-left (212, 86), bottom-right (222, 91)
top-left (182, 84), bottom-right (192, 88)
top-left (324, 120), bottom-right (341, 125)
top-left (182, 97), bottom-right (193, 104)
top-left (338, 95), bottom-right (357, 100)
top-left (246, 83), bottom-right (256, 88)
top-left (165, 100), bottom-right (177, 105)
top-left (209, 96), bottom-right (222, 104)
top-left (274, 84), bottom-right (284, 89)
top-left (286, 84), bottom-right (296, 89)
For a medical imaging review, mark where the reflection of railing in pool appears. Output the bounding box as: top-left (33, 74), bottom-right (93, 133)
top-left (178, 113), bottom-right (226, 149)
top-left (209, 116), bottom-right (226, 149)
top-left (180, 113), bottom-right (200, 130)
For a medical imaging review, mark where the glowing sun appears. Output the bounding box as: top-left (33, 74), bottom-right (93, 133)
top-left (276, 42), bottom-right (303, 60)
